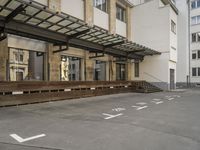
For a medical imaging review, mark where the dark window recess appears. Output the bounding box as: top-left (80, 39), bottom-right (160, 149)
top-left (192, 68), bottom-right (197, 76)
top-left (116, 4), bottom-right (126, 22)
top-left (192, 53), bottom-right (197, 59)
top-left (198, 68), bottom-right (200, 76)
top-left (135, 63), bottom-right (139, 77)
top-left (198, 50), bottom-right (200, 58)
top-left (192, 1), bottom-right (196, 9)
top-left (171, 20), bottom-right (176, 34)
top-left (197, 33), bottom-right (200, 41)
top-left (192, 33), bottom-right (197, 42)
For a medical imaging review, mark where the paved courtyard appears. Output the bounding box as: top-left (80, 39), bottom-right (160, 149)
top-left (0, 89), bottom-right (200, 150)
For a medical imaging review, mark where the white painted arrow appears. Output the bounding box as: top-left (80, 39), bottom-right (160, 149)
top-left (10, 134), bottom-right (46, 143)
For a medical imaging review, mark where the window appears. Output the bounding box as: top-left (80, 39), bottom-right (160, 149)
top-left (191, 0), bottom-right (200, 9)
top-left (192, 1), bottom-right (196, 9)
top-left (116, 4), bottom-right (126, 22)
top-left (192, 68), bottom-right (197, 76)
top-left (192, 53), bottom-right (197, 59)
top-left (9, 48), bottom-right (44, 81)
top-left (171, 20), bottom-right (176, 34)
top-left (61, 56), bottom-right (81, 81)
top-left (192, 16), bottom-right (197, 25)
top-left (94, 0), bottom-right (107, 12)
top-left (135, 63), bottom-right (139, 77)
top-left (191, 15), bottom-right (200, 25)
top-left (198, 50), bottom-right (200, 58)
top-left (197, 33), bottom-right (200, 41)
top-left (94, 60), bottom-right (106, 81)
top-left (198, 68), bottom-right (200, 76)
top-left (192, 33), bottom-right (197, 42)
top-left (116, 63), bottom-right (126, 80)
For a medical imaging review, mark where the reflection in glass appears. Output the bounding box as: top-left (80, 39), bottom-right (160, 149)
top-left (9, 48), bottom-right (44, 81)
top-left (61, 56), bottom-right (81, 81)
top-left (116, 63), bottom-right (126, 80)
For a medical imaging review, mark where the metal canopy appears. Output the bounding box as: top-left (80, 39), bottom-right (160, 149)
top-left (0, 0), bottom-right (161, 60)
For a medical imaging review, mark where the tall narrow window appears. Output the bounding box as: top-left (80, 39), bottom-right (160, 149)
top-left (171, 20), bottom-right (176, 34)
top-left (191, 1), bottom-right (196, 9)
top-left (198, 68), bottom-right (200, 76)
top-left (61, 56), bottom-right (81, 81)
top-left (192, 52), bottom-right (197, 59)
top-left (116, 4), bottom-right (126, 22)
top-left (135, 63), bottom-right (139, 77)
top-left (192, 16), bottom-right (196, 25)
top-left (198, 50), bottom-right (200, 58)
top-left (94, 0), bottom-right (107, 12)
top-left (192, 68), bottom-right (197, 76)
top-left (192, 33), bottom-right (197, 42)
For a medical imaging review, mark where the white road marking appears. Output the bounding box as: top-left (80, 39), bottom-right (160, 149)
top-left (155, 101), bottom-right (163, 104)
top-left (152, 100), bottom-right (163, 104)
top-left (168, 98), bottom-right (174, 101)
top-left (153, 99), bottom-right (161, 101)
top-left (10, 134), bottom-right (46, 143)
top-left (112, 108), bottom-right (126, 112)
top-left (136, 102), bottom-right (147, 105)
top-left (132, 105), bottom-right (148, 110)
top-left (102, 113), bottom-right (123, 120)
top-left (137, 106), bottom-right (148, 110)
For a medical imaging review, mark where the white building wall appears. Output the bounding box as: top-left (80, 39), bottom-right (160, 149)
top-left (61, 0), bottom-right (84, 20)
top-left (190, 2), bottom-right (200, 83)
top-left (132, 0), bottom-right (176, 90)
top-left (175, 0), bottom-right (189, 85)
top-left (93, 8), bottom-right (109, 30)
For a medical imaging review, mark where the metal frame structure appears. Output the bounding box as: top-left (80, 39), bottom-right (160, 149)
top-left (0, 0), bottom-right (161, 61)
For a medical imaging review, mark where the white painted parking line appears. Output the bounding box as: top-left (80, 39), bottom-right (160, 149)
top-left (102, 113), bottom-right (123, 120)
top-left (10, 134), bottom-right (46, 143)
top-left (132, 105), bottom-right (148, 110)
top-left (112, 108), bottom-right (126, 112)
top-left (137, 106), bottom-right (148, 110)
top-left (153, 99), bottom-right (161, 101)
top-left (136, 102), bottom-right (147, 105)
top-left (168, 98), bottom-right (174, 101)
top-left (152, 101), bottom-right (163, 104)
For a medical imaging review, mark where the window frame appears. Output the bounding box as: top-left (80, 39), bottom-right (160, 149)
top-left (192, 52), bottom-right (197, 59)
top-left (93, 0), bottom-right (107, 13)
top-left (116, 4), bottom-right (126, 23)
top-left (134, 63), bottom-right (139, 78)
top-left (192, 67), bottom-right (197, 76)
top-left (171, 20), bottom-right (176, 34)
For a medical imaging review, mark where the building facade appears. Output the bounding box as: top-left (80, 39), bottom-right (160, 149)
top-left (131, 0), bottom-right (178, 90)
top-left (190, 0), bottom-right (200, 86)
top-left (0, 0), bottom-right (170, 90)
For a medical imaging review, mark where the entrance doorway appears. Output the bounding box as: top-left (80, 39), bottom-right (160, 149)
top-left (170, 69), bottom-right (175, 90)
top-left (16, 72), bottom-right (23, 81)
